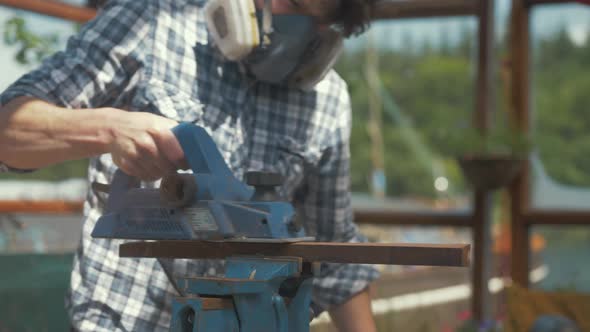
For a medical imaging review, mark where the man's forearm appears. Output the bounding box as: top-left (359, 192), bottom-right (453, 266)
top-left (328, 287), bottom-right (376, 332)
top-left (0, 97), bottom-right (116, 169)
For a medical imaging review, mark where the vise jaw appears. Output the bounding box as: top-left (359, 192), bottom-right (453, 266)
top-left (171, 256), bottom-right (317, 332)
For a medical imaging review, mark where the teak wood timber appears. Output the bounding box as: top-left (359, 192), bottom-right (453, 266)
top-left (120, 241), bottom-right (470, 267)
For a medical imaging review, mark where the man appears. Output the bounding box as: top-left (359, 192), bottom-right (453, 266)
top-left (0, 0), bottom-right (379, 330)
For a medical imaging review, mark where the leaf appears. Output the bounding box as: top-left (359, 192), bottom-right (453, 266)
top-left (2, 15), bottom-right (60, 65)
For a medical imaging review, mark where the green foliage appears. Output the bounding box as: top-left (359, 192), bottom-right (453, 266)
top-left (0, 159), bottom-right (88, 181)
top-left (337, 22), bottom-right (590, 197)
top-left (3, 16), bottom-right (59, 65)
top-left (533, 26), bottom-right (590, 186)
top-left (338, 38), bottom-right (474, 197)
top-left (446, 126), bottom-right (532, 158)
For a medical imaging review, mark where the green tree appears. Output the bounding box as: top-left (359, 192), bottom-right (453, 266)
top-left (337, 41), bottom-right (474, 197)
top-left (338, 22), bottom-right (590, 198)
top-left (534, 27), bottom-right (590, 186)
top-left (3, 16), bottom-right (59, 65)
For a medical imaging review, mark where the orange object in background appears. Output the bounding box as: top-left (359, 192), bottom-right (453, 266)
top-left (494, 222), bottom-right (546, 254)
top-left (0, 200), bottom-right (83, 214)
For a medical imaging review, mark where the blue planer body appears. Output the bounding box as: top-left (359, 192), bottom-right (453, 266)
top-left (92, 122), bottom-right (306, 242)
top-left (91, 123), bottom-right (316, 332)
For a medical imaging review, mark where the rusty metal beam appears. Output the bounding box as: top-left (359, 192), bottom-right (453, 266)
top-left (523, 211), bottom-right (590, 225)
top-left (120, 240), bottom-right (471, 267)
top-left (372, 0), bottom-right (478, 20)
top-left (354, 209), bottom-right (472, 226)
top-left (525, 0), bottom-right (586, 6)
top-left (0, 200), bottom-right (83, 214)
top-left (0, 0), bottom-right (96, 23)
top-left (0, 0), bottom-right (480, 23)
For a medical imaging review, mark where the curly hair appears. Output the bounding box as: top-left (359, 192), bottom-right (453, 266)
top-left (333, 0), bottom-right (377, 38)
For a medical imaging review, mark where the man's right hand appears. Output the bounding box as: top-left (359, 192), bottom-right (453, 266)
top-left (107, 110), bottom-right (188, 182)
top-left (0, 97), bottom-right (188, 181)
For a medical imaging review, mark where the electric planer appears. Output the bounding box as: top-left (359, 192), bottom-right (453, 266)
top-left (91, 122), bottom-right (308, 243)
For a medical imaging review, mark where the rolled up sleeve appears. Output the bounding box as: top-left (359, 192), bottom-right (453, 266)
top-left (0, 0), bottom-right (155, 172)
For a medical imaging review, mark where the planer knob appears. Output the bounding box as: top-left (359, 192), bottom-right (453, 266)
top-left (160, 173), bottom-right (197, 208)
top-left (245, 171), bottom-right (283, 201)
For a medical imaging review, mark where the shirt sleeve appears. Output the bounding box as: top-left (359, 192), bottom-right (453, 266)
top-left (298, 84), bottom-right (380, 313)
top-left (0, 0), bottom-right (155, 172)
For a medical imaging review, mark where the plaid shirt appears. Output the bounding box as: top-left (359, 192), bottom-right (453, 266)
top-left (0, 0), bottom-right (379, 330)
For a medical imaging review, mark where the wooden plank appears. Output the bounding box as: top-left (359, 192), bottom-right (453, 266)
top-left (0, 200), bottom-right (83, 214)
top-left (525, 0), bottom-right (583, 6)
top-left (120, 241), bottom-right (471, 267)
top-left (354, 209), bottom-right (473, 227)
top-left (0, 0), bottom-right (96, 23)
top-left (373, 0), bottom-right (478, 20)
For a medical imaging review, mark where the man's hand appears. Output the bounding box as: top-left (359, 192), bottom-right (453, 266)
top-left (0, 97), bottom-right (187, 179)
top-left (107, 111), bottom-right (187, 181)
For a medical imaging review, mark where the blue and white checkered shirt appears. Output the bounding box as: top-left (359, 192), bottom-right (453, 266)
top-left (0, 0), bottom-right (379, 330)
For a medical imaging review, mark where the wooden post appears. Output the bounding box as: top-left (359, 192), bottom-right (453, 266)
top-left (472, 0), bottom-right (495, 322)
top-left (509, 0), bottom-right (531, 288)
top-left (472, 191), bottom-right (493, 321)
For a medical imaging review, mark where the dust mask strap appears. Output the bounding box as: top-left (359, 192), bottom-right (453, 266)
top-left (261, 0), bottom-right (273, 45)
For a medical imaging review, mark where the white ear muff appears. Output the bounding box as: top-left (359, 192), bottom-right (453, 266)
top-left (204, 0), bottom-right (260, 61)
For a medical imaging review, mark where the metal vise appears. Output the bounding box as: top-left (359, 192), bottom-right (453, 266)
top-left (171, 256), bottom-right (317, 332)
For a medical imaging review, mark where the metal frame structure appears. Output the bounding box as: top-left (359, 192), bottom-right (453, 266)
top-left (508, 0), bottom-right (590, 289)
top-left (0, 0), bottom-right (95, 22)
top-left (0, 0), bottom-right (588, 324)
top-left (0, 200), bottom-right (82, 214)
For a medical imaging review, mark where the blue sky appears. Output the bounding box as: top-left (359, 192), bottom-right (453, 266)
top-left (0, 1), bottom-right (588, 91)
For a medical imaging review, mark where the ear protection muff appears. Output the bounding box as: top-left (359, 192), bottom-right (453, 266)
top-left (204, 0), bottom-right (273, 61)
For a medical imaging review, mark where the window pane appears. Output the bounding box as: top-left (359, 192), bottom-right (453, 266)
top-left (530, 226), bottom-right (590, 293)
top-left (339, 18), bottom-right (477, 213)
top-left (530, 5), bottom-right (590, 210)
